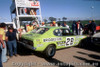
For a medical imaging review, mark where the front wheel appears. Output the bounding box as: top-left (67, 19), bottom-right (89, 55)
top-left (44, 45), bottom-right (56, 58)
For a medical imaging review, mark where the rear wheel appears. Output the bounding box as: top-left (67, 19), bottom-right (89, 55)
top-left (44, 45), bottom-right (56, 58)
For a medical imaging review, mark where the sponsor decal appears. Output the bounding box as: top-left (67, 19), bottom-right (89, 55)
top-left (37, 44), bottom-right (43, 47)
top-left (43, 37), bottom-right (62, 42)
top-left (57, 41), bottom-right (66, 46)
top-left (66, 37), bottom-right (74, 46)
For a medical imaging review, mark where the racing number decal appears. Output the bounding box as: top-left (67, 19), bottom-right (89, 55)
top-left (66, 38), bottom-right (70, 45)
top-left (66, 37), bottom-right (74, 46)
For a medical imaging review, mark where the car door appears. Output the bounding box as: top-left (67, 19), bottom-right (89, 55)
top-left (60, 28), bottom-right (77, 47)
top-left (60, 28), bottom-right (87, 47)
top-left (54, 28), bottom-right (77, 49)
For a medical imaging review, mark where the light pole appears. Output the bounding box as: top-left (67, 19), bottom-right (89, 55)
top-left (91, 6), bottom-right (94, 20)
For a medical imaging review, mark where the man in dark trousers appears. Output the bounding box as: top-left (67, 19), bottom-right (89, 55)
top-left (89, 20), bottom-right (96, 35)
top-left (72, 21), bottom-right (76, 35)
top-left (76, 20), bottom-right (84, 35)
top-left (6, 27), bottom-right (17, 57)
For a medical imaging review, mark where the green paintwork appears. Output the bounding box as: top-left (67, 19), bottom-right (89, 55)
top-left (21, 27), bottom-right (87, 52)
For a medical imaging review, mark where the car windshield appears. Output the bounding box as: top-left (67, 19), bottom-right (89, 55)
top-left (30, 28), bottom-right (49, 34)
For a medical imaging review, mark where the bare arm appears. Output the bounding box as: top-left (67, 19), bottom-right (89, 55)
top-left (0, 35), bottom-right (5, 48)
top-left (5, 36), bottom-right (8, 42)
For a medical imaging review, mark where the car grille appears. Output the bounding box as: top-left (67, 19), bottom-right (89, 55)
top-left (20, 38), bottom-right (34, 46)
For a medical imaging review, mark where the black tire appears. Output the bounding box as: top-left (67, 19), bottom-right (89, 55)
top-left (78, 39), bottom-right (87, 48)
top-left (44, 45), bottom-right (56, 58)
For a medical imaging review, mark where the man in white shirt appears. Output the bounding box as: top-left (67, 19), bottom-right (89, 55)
top-left (63, 22), bottom-right (70, 29)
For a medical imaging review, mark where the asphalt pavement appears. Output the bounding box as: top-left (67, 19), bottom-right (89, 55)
top-left (3, 44), bottom-right (100, 67)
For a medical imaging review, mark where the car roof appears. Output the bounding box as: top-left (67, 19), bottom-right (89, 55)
top-left (39, 26), bottom-right (68, 29)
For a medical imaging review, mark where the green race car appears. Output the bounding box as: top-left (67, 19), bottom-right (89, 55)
top-left (19, 27), bottom-right (87, 58)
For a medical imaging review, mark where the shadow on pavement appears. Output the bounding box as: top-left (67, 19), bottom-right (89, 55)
top-left (76, 37), bottom-right (100, 53)
top-left (77, 51), bottom-right (100, 60)
top-left (17, 44), bottom-right (44, 57)
top-left (44, 58), bottom-right (74, 67)
top-left (17, 43), bottom-right (74, 67)
top-left (73, 56), bottom-right (100, 67)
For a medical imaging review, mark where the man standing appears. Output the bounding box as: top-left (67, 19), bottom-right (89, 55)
top-left (41, 22), bottom-right (45, 27)
top-left (52, 21), bottom-right (58, 27)
top-left (89, 20), bottom-right (96, 35)
top-left (0, 23), bottom-right (8, 63)
top-left (76, 20), bottom-right (83, 35)
top-left (0, 35), bottom-right (4, 67)
top-left (88, 20), bottom-right (92, 35)
top-left (57, 23), bottom-right (62, 27)
top-left (72, 21), bottom-right (76, 35)
top-left (63, 22), bottom-right (70, 29)
top-left (6, 27), bottom-right (17, 57)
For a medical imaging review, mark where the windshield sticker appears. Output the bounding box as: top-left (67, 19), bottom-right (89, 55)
top-left (43, 37), bottom-right (62, 42)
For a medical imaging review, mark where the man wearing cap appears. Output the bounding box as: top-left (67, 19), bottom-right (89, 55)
top-left (52, 21), bottom-right (58, 27)
top-left (41, 22), bottom-right (45, 27)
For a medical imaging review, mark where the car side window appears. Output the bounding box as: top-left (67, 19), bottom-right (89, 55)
top-left (38, 28), bottom-right (49, 34)
top-left (54, 29), bottom-right (71, 36)
top-left (61, 29), bottom-right (70, 36)
top-left (54, 29), bottom-right (62, 36)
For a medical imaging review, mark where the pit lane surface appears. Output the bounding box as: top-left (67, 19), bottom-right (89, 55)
top-left (3, 45), bottom-right (100, 67)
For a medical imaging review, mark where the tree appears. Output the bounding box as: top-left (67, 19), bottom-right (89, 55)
top-left (62, 17), bottom-right (67, 21)
top-left (43, 19), bottom-right (48, 23)
top-left (58, 18), bottom-right (61, 21)
top-left (49, 17), bottom-right (56, 22)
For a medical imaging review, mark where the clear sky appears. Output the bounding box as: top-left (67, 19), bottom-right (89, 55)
top-left (0, 0), bottom-right (100, 22)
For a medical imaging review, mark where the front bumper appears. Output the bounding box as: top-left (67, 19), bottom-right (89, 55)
top-left (18, 41), bottom-right (36, 50)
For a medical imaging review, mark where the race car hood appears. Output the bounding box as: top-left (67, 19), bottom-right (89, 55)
top-left (21, 33), bottom-right (42, 41)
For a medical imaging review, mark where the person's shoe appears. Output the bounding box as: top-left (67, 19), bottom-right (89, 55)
top-left (3, 59), bottom-right (9, 63)
top-left (14, 54), bottom-right (18, 57)
top-left (9, 56), bottom-right (13, 58)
